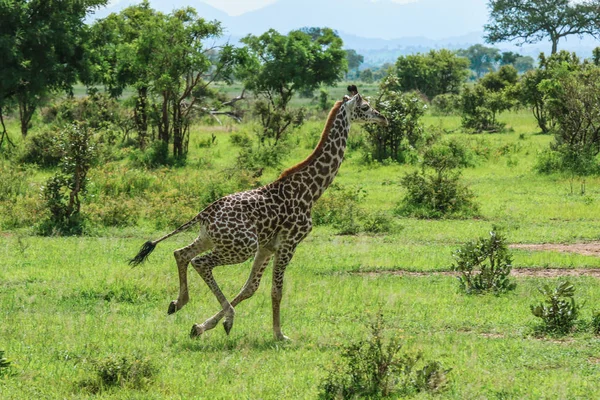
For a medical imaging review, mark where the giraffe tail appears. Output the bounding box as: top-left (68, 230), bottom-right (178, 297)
top-left (129, 213), bottom-right (204, 267)
top-left (129, 241), bottom-right (156, 267)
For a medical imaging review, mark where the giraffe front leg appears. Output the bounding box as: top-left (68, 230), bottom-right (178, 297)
top-left (272, 246), bottom-right (296, 341)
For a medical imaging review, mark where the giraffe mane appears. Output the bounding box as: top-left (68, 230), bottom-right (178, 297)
top-left (277, 100), bottom-right (343, 180)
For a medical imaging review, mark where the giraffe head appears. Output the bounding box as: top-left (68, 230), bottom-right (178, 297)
top-left (343, 85), bottom-right (388, 126)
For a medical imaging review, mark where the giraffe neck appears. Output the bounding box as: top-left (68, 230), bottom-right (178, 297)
top-left (285, 103), bottom-right (351, 204)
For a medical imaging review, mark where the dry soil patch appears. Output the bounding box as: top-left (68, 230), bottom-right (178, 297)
top-left (510, 242), bottom-right (600, 257)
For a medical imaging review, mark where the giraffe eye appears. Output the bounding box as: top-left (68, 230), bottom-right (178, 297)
top-left (361, 105), bottom-right (369, 111)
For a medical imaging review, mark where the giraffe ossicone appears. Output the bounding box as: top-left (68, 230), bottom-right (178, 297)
top-left (130, 85), bottom-right (387, 340)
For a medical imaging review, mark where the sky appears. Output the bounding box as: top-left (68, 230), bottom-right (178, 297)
top-left (201, 0), bottom-right (420, 16)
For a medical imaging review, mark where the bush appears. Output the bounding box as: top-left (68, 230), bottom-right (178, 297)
top-left (431, 93), bottom-right (461, 115)
top-left (80, 353), bottom-right (157, 393)
top-left (128, 140), bottom-right (173, 168)
top-left (452, 229), bottom-right (515, 294)
top-left (319, 313), bottom-right (451, 399)
top-left (38, 124), bottom-right (97, 235)
top-left (531, 281), bottom-right (582, 335)
top-left (591, 310), bottom-right (600, 335)
top-left (396, 141), bottom-right (478, 219)
top-left (313, 184), bottom-right (366, 235)
top-left (460, 85), bottom-right (512, 133)
top-left (0, 162), bottom-right (33, 201)
top-left (0, 350), bottom-right (11, 377)
top-left (362, 81), bottom-right (427, 163)
top-left (19, 127), bottom-right (63, 167)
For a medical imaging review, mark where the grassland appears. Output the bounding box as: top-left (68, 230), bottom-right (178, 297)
top-left (2, 88), bottom-right (600, 398)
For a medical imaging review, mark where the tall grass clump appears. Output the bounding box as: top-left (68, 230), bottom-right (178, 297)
top-left (452, 229), bottom-right (515, 294)
top-left (0, 350), bottom-right (11, 377)
top-left (79, 353), bottom-right (157, 393)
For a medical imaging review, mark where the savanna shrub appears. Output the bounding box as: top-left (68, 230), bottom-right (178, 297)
top-left (363, 78), bottom-right (427, 163)
top-left (81, 353), bottom-right (157, 393)
top-left (531, 281), bottom-right (582, 335)
top-left (452, 229), bottom-right (515, 294)
top-left (460, 84), bottom-right (512, 133)
top-left (319, 313), bottom-right (451, 399)
top-left (591, 310), bottom-right (600, 335)
top-left (0, 162), bottom-right (32, 201)
top-left (128, 140), bottom-right (172, 168)
top-left (396, 141), bottom-right (478, 219)
top-left (313, 184), bottom-right (366, 235)
top-left (38, 124), bottom-right (97, 235)
top-left (20, 127), bottom-right (63, 167)
top-left (362, 210), bottom-right (395, 234)
top-left (431, 93), bottom-right (461, 115)
top-left (0, 350), bottom-right (11, 376)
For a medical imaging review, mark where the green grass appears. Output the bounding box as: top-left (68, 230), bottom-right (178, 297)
top-left (2, 92), bottom-right (600, 397)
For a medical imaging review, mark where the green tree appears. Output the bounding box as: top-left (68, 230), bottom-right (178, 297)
top-left (394, 50), bottom-right (470, 99)
top-left (239, 28), bottom-right (346, 144)
top-left (0, 0), bottom-right (107, 137)
top-left (88, 4), bottom-right (238, 158)
top-left (485, 0), bottom-right (600, 54)
top-left (517, 51), bottom-right (580, 134)
top-left (458, 44), bottom-right (500, 78)
top-left (86, 1), bottom-right (159, 146)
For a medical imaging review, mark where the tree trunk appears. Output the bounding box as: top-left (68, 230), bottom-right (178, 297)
top-left (551, 37), bottom-right (558, 55)
top-left (134, 86), bottom-right (149, 148)
top-left (172, 100), bottom-right (183, 158)
top-left (17, 96), bottom-right (36, 138)
top-left (158, 92), bottom-right (170, 145)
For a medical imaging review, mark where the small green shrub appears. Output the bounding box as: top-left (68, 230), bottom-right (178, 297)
top-left (19, 128), bottom-right (62, 167)
top-left (38, 124), bottom-right (97, 236)
top-left (362, 210), bottom-right (396, 234)
top-left (313, 184), bottom-right (366, 235)
top-left (431, 93), bottom-right (461, 115)
top-left (80, 353), bottom-right (157, 393)
top-left (129, 141), bottom-right (173, 168)
top-left (396, 140), bottom-right (478, 219)
top-left (591, 310), bottom-right (600, 335)
top-left (452, 229), bottom-right (515, 294)
top-left (531, 281), bottom-right (582, 335)
top-left (0, 350), bottom-right (11, 376)
top-left (0, 163), bottom-right (33, 201)
top-left (319, 313), bottom-right (451, 399)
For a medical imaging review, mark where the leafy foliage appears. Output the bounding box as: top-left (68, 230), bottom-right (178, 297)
top-left (0, 0), bottom-right (107, 137)
top-left (531, 281), bottom-right (582, 335)
top-left (393, 49), bottom-right (470, 99)
top-left (80, 353), bottom-right (157, 393)
top-left (319, 313), bottom-right (451, 399)
top-left (0, 350), bottom-right (11, 376)
top-left (460, 65), bottom-right (517, 133)
top-left (239, 28), bottom-right (345, 144)
top-left (363, 78), bottom-right (427, 163)
top-left (452, 229), bottom-right (515, 294)
top-left (457, 44), bottom-right (500, 78)
top-left (397, 140), bottom-right (478, 219)
top-left (536, 63), bottom-right (600, 182)
top-left (38, 124), bottom-right (97, 235)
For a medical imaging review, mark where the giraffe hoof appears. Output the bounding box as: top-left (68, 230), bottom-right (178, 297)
top-left (274, 333), bottom-right (291, 342)
top-left (223, 318), bottom-right (234, 335)
top-left (167, 301), bottom-right (177, 315)
top-left (190, 324), bottom-right (204, 339)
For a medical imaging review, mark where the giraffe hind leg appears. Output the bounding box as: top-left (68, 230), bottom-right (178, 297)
top-left (168, 235), bottom-right (212, 315)
top-left (189, 245), bottom-right (256, 338)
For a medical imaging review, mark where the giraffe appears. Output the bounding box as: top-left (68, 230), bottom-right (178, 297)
top-left (130, 85), bottom-right (388, 340)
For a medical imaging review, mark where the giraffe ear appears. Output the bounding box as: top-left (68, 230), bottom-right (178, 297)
top-left (347, 84), bottom-right (358, 96)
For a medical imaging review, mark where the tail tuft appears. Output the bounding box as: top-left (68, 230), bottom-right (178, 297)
top-left (129, 241), bottom-right (157, 267)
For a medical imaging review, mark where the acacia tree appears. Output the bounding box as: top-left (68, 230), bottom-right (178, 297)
top-left (485, 0), bottom-right (600, 54)
top-left (0, 0), bottom-right (107, 138)
top-left (239, 28), bottom-right (346, 144)
top-left (345, 49), bottom-right (365, 80)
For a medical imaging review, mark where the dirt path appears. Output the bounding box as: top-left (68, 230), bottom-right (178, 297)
top-left (510, 242), bottom-right (600, 257)
top-left (356, 268), bottom-right (600, 278)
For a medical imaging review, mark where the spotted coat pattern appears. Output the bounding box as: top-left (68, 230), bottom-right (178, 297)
top-left (135, 92), bottom-right (387, 340)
